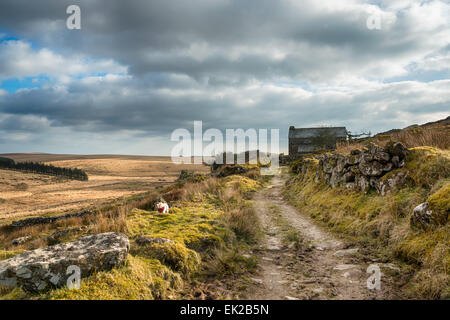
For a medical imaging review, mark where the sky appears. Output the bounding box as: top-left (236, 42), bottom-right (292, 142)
top-left (0, 0), bottom-right (449, 155)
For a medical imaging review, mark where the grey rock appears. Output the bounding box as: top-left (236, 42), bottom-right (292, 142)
top-left (135, 236), bottom-right (174, 245)
top-left (345, 182), bottom-right (356, 189)
top-left (385, 142), bottom-right (409, 160)
top-left (355, 175), bottom-right (370, 192)
top-left (333, 248), bottom-right (359, 257)
top-left (322, 159), bottom-right (334, 174)
top-left (335, 155), bottom-right (347, 173)
top-left (374, 171), bottom-right (408, 196)
top-left (330, 170), bottom-right (342, 188)
top-left (333, 264), bottom-right (358, 271)
top-left (411, 202), bottom-right (432, 227)
top-left (381, 263), bottom-right (400, 271)
top-left (250, 278), bottom-right (263, 284)
top-left (0, 232), bottom-right (129, 293)
top-left (359, 160), bottom-right (384, 177)
top-left (367, 144), bottom-right (391, 163)
top-left (11, 236), bottom-right (31, 246)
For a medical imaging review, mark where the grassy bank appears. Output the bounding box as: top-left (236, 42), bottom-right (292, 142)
top-left (284, 147), bottom-right (449, 299)
top-left (0, 170), bottom-right (268, 300)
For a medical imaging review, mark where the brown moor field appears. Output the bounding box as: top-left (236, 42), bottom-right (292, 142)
top-left (0, 154), bottom-right (209, 224)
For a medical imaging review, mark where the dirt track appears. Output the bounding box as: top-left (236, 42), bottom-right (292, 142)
top-left (246, 172), bottom-right (404, 300)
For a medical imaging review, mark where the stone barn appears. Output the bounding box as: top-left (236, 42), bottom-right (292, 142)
top-left (289, 126), bottom-right (348, 155)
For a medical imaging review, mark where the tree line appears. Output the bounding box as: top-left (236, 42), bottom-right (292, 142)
top-left (0, 157), bottom-right (88, 181)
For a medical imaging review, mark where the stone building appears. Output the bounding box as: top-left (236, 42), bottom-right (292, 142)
top-left (288, 126), bottom-right (348, 155)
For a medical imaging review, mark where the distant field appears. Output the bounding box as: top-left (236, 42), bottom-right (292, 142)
top-left (1, 153), bottom-right (178, 163)
top-left (0, 153), bottom-right (209, 224)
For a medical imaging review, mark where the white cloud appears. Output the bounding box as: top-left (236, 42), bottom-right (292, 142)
top-left (0, 40), bottom-right (127, 80)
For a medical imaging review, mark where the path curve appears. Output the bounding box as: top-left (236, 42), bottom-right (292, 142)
top-left (246, 171), bottom-right (402, 300)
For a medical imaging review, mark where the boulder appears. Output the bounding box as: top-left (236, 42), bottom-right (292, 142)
top-left (335, 155), bottom-right (347, 173)
top-left (11, 236), bottom-right (31, 246)
top-left (367, 143), bottom-right (391, 163)
top-left (374, 171), bottom-right (408, 196)
top-left (385, 142), bottom-right (409, 160)
top-left (0, 232), bottom-right (129, 293)
top-left (322, 158), bottom-right (334, 174)
top-left (135, 236), bottom-right (174, 245)
top-left (411, 202), bottom-right (432, 227)
top-left (333, 248), bottom-right (359, 257)
top-left (355, 175), bottom-right (370, 192)
top-left (359, 160), bottom-right (385, 177)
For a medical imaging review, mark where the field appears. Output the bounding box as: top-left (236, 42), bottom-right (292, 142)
top-left (0, 154), bottom-right (209, 224)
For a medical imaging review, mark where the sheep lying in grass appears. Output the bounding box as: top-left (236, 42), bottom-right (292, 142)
top-left (155, 200), bottom-right (169, 213)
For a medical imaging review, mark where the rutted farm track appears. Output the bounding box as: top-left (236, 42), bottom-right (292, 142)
top-left (245, 172), bottom-right (405, 300)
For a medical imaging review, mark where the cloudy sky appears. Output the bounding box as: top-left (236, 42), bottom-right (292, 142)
top-left (0, 0), bottom-right (449, 155)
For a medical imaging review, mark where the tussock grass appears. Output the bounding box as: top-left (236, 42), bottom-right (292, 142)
top-left (131, 242), bottom-right (201, 275)
top-left (389, 126), bottom-right (450, 150)
top-left (180, 178), bottom-right (221, 202)
top-left (205, 248), bottom-right (258, 276)
top-left (337, 125), bottom-right (449, 154)
top-left (223, 207), bottom-right (260, 243)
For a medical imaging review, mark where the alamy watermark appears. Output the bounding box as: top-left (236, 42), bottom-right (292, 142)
top-left (66, 5), bottom-right (81, 30)
top-left (366, 264), bottom-right (381, 290)
top-left (170, 121), bottom-right (280, 175)
top-left (366, 9), bottom-right (381, 30)
top-left (66, 265), bottom-right (81, 290)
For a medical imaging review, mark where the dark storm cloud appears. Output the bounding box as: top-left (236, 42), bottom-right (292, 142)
top-left (0, 0), bottom-right (435, 82)
top-left (0, 0), bottom-right (449, 154)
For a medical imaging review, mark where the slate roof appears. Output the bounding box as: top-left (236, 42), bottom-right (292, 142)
top-left (289, 127), bottom-right (347, 139)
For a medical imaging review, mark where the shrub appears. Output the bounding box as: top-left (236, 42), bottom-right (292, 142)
top-left (223, 207), bottom-right (260, 243)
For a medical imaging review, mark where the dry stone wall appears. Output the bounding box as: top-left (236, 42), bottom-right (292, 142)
top-left (296, 142), bottom-right (410, 195)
